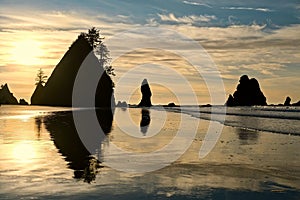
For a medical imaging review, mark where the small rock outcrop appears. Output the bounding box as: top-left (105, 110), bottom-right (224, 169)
top-left (138, 79), bottom-right (152, 107)
top-left (116, 101), bottom-right (128, 107)
top-left (284, 96), bottom-right (291, 106)
top-left (19, 99), bottom-right (29, 105)
top-left (0, 84), bottom-right (18, 104)
top-left (292, 101), bottom-right (300, 106)
top-left (31, 82), bottom-right (44, 105)
top-left (167, 102), bottom-right (176, 107)
top-left (226, 75), bottom-right (267, 106)
top-left (163, 102), bottom-right (179, 107)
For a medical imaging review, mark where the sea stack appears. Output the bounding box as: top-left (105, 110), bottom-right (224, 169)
top-left (138, 79), bottom-right (152, 107)
top-left (284, 96), bottom-right (291, 106)
top-left (30, 34), bottom-right (114, 107)
top-left (19, 99), bottom-right (29, 105)
top-left (0, 84), bottom-right (18, 105)
top-left (226, 75), bottom-right (267, 106)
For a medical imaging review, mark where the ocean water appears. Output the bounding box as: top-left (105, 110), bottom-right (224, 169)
top-left (168, 106), bottom-right (300, 135)
top-left (0, 105), bottom-right (299, 199)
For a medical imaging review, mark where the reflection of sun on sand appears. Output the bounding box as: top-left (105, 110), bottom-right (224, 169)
top-left (10, 39), bottom-right (44, 65)
top-left (13, 141), bottom-right (37, 163)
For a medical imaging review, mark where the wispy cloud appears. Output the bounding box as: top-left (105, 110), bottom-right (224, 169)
top-left (182, 1), bottom-right (212, 8)
top-left (222, 7), bottom-right (273, 12)
top-left (158, 13), bottom-right (217, 24)
top-left (0, 0), bottom-right (299, 103)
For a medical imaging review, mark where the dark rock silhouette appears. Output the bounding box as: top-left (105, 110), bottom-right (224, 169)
top-left (225, 95), bottom-right (235, 106)
top-left (163, 102), bottom-right (180, 107)
top-left (167, 102), bottom-right (176, 107)
top-left (292, 101), bottom-right (300, 106)
top-left (226, 75), bottom-right (267, 106)
top-left (116, 101), bottom-right (128, 107)
top-left (19, 99), bottom-right (28, 105)
top-left (42, 108), bottom-right (113, 183)
top-left (284, 96), bottom-right (291, 106)
top-left (31, 35), bottom-right (114, 107)
top-left (0, 84), bottom-right (18, 105)
top-left (138, 79), bottom-right (152, 107)
top-left (31, 82), bottom-right (44, 105)
top-left (201, 104), bottom-right (212, 107)
top-left (140, 109), bottom-right (150, 135)
top-left (282, 97), bottom-right (300, 106)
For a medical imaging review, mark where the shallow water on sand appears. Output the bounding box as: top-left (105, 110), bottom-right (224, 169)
top-left (0, 105), bottom-right (299, 199)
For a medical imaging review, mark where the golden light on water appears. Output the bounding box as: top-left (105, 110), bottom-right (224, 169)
top-left (10, 39), bottom-right (45, 65)
top-left (12, 141), bottom-right (37, 163)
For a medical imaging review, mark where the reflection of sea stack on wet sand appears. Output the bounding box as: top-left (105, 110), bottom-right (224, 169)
top-left (140, 109), bottom-right (151, 134)
top-left (138, 79), bottom-right (152, 107)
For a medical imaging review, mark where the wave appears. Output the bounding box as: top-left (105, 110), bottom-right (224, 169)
top-left (164, 106), bottom-right (300, 136)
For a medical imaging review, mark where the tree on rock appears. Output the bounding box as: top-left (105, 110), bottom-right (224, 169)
top-left (86, 27), bottom-right (102, 48)
top-left (35, 68), bottom-right (47, 86)
top-left (82, 27), bottom-right (115, 77)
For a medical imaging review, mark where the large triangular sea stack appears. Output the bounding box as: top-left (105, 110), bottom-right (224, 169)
top-left (31, 35), bottom-right (114, 107)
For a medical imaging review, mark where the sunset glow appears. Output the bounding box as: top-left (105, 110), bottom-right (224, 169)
top-left (0, 0), bottom-right (299, 104)
top-left (10, 39), bottom-right (44, 66)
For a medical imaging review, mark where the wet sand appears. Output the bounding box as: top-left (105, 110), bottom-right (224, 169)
top-left (0, 106), bottom-right (299, 199)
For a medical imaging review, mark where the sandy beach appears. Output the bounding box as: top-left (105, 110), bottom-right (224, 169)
top-left (0, 105), bottom-right (299, 199)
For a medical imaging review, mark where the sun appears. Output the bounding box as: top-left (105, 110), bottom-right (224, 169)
top-left (10, 39), bottom-right (44, 65)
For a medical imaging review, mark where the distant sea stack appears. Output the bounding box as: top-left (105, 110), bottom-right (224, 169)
top-left (31, 34), bottom-right (114, 107)
top-left (0, 84), bottom-right (18, 105)
top-left (282, 97), bottom-right (300, 106)
top-left (293, 101), bottom-right (300, 106)
top-left (226, 75), bottom-right (267, 106)
top-left (284, 96), bottom-right (291, 106)
top-left (19, 99), bottom-right (29, 105)
top-left (138, 79), bottom-right (152, 107)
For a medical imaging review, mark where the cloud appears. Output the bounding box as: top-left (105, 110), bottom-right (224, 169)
top-left (222, 7), bottom-right (273, 12)
top-left (182, 1), bottom-right (212, 8)
top-left (0, 9), bottom-right (136, 37)
top-left (158, 13), bottom-right (217, 25)
top-left (0, 1), bottom-right (299, 104)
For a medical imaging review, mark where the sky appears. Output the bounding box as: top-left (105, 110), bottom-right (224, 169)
top-left (0, 0), bottom-right (299, 105)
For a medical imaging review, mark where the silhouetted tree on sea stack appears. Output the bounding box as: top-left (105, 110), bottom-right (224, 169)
top-left (35, 68), bottom-right (48, 86)
top-left (138, 79), bottom-right (152, 107)
top-left (226, 75), bottom-right (267, 106)
top-left (81, 27), bottom-right (115, 77)
top-left (31, 27), bottom-right (115, 107)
